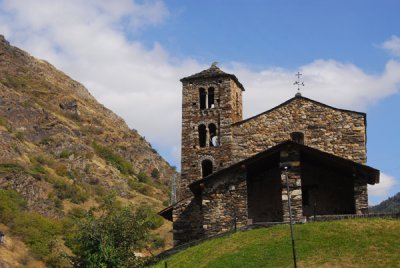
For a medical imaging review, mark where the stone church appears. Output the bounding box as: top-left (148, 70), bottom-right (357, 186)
top-left (160, 64), bottom-right (380, 246)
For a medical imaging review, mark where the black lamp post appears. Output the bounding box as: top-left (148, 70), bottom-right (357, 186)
top-left (280, 162), bottom-right (298, 268)
top-left (229, 184), bottom-right (237, 232)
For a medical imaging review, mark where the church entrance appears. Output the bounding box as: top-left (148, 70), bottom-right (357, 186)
top-left (301, 160), bottom-right (356, 217)
top-left (247, 157), bottom-right (283, 223)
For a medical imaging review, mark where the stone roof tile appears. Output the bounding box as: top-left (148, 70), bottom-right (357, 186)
top-left (180, 64), bottom-right (245, 91)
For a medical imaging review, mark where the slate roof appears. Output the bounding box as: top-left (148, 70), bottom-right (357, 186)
top-left (159, 140), bottom-right (380, 221)
top-left (180, 64), bottom-right (245, 91)
top-left (189, 140), bottom-right (379, 193)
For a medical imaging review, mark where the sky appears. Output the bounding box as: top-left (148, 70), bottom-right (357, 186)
top-left (0, 0), bottom-right (399, 205)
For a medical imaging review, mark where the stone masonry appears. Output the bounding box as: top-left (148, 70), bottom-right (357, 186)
top-left (179, 64), bottom-right (243, 199)
top-left (166, 64), bottom-right (379, 246)
top-left (231, 97), bottom-right (366, 165)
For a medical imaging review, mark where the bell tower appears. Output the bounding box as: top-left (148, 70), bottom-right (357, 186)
top-left (179, 64), bottom-right (244, 198)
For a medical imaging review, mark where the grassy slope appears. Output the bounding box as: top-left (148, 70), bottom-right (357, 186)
top-left (0, 224), bottom-right (46, 268)
top-left (152, 218), bottom-right (400, 268)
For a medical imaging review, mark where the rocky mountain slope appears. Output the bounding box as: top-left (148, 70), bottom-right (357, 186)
top-left (0, 35), bottom-right (176, 266)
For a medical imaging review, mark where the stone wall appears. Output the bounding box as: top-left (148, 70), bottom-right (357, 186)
top-left (202, 169), bottom-right (247, 237)
top-left (354, 181), bottom-right (369, 214)
top-left (172, 196), bottom-right (204, 246)
top-left (180, 77), bottom-right (243, 199)
top-left (232, 96), bottom-right (367, 165)
top-left (280, 148), bottom-right (304, 222)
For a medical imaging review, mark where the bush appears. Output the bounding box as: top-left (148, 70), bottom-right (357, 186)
top-left (151, 168), bottom-right (160, 179)
top-left (0, 163), bottom-right (26, 173)
top-left (12, 212), bottom-right (63, 259)
top-left (34, 154), bottom-right (55, 166)
top-left (137, 172), bottom-right (150, 183)
top-left (15, 131), bottom-right (24, 141)
top-left (67, 207), bottom-right (87, 220)
top-left (0, 117), bottom-right (8, 126)
top-left (59, 149), bottom-right (73, 159)
top-left (28, 163), bottom-right (47, 180)
top-left (54, 163), bottom-right (68, 177)
top-left (39, 136), bottom-right (53, 145)
top-left (68, 197), bottom-right (153, 268)
top-left (92, 141), bottom-right (135, 175)
top-left (149, 235), bottom-right (165, 250)
top-left (0, 189), bottom-right (26, 223)
top-left (53, 180), bottom-right (88, 204)
top-left (136, 206), bottom-right (164, 230)
top-left (127, 179), bottom-right (152, 196)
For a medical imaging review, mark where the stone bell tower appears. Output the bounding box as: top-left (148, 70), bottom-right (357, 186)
top-left (179, 64), bottom-right (245, 199)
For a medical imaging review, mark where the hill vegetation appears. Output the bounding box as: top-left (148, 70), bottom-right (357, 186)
top-left (151, 218), bottom-right (400, 268)
top-left (0, 35), bottom-right (176, 267)
top-left (370, 192), bottom-right (400, 213)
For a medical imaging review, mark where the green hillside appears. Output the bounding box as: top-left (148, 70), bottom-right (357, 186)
top-left (370, 192), bottom-right (400, 213)
top-left (151, 218), bottom-right (400, 268)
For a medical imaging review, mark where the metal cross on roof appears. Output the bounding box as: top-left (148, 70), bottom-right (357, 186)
top-left (293, 72), bottom-right (305, 97)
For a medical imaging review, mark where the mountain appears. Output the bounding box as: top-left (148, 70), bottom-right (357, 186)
top-left (0, 35), bottom-right (176, 266)
top-left (370, 192), bottom-right (400, 214)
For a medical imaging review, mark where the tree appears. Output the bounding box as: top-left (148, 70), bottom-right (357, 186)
top-left (69, 195), bottom-right (153, 268)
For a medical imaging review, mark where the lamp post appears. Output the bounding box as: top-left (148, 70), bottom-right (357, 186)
top-left (280, 163), bottom-right (298, 268)
top-left (229, 184), bottom-right (237, 232)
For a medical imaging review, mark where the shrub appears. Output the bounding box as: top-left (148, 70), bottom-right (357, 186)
top-left (0, 189), bottom-right (26, 223)
top-left (149, 235), bottom-right (165, 250)
top-left (59, 149), bottom-right (73, 159)
top-left (12, 212), bottom-right (62, 259)
top-left (0, 117), bottom-right (7, 126)
top-left (92, 141), bottom-right (134, 175)
top-left (28, 163), bottom-right (47, 180)
top-left (63, 112), bottom-right (81, 122)
top-left (15, 131), bottom-right (24, 141)
top-left (151, 168), bottom-right (160, 179)
top-left (11, 143), bottom-right (22, 155)
top-left (34, 154), bottom-right (55, 166)
top-left (137, 172), bottom-right (150, 183)
top-left (127, 179), bottom-right (152, 196)
top-left (67, 207), bottom-right (87, 220)
top-left (0, 163), bottom-right (26, 173)
top-left (137, 184), bottom-right (152, 196)
top-left (39, 137), bottom-right (53, 145)
top-left (54, 163), bottom-right (68, 177)
top-left (68, 198), bottom-right (152, 268)
top-left (136, 206), bottom-right (164, 230)
top-left (53, 180), bottom-right (88, 204)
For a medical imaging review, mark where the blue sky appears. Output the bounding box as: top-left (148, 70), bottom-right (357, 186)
top-left (0, 0), bottom-right (399, 205)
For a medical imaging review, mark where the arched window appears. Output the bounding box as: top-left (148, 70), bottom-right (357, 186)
top-left (291, 132), bottom-right (304, 144)
top-left (208, 87), bottom-right (215, 108)
top-left (198, 124), bottom-right (207, 147)
top-left (201, 159), bottom-right (213, 178)
top-left (208, 123), bottom-right (218, 147)
top-left (199, 88), bottom-right (206, 110)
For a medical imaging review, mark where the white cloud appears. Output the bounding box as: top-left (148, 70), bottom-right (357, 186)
top-left (230, 59), bottom-right (400, 118)
top-left (1, 1), bottom-right (400, 168)
top-left (368, 172), bottom-right (397, 203)
top-left (381, 35), bottom-right (400, 57)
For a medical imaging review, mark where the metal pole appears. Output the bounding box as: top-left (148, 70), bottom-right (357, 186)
top-left (234, 207), bottom-right (237, 232)
top-left (285, 167), bottom-right (297, 268)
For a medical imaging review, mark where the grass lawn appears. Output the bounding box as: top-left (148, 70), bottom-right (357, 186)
top-left (151, 218), bottom-right (400, 268)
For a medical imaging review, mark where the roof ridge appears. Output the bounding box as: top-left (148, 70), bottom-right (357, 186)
top-left (233, 95), bottom-right (366, 126)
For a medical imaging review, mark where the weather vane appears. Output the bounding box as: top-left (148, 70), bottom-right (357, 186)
top-left (293, 72), bottom-right (304, 97)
